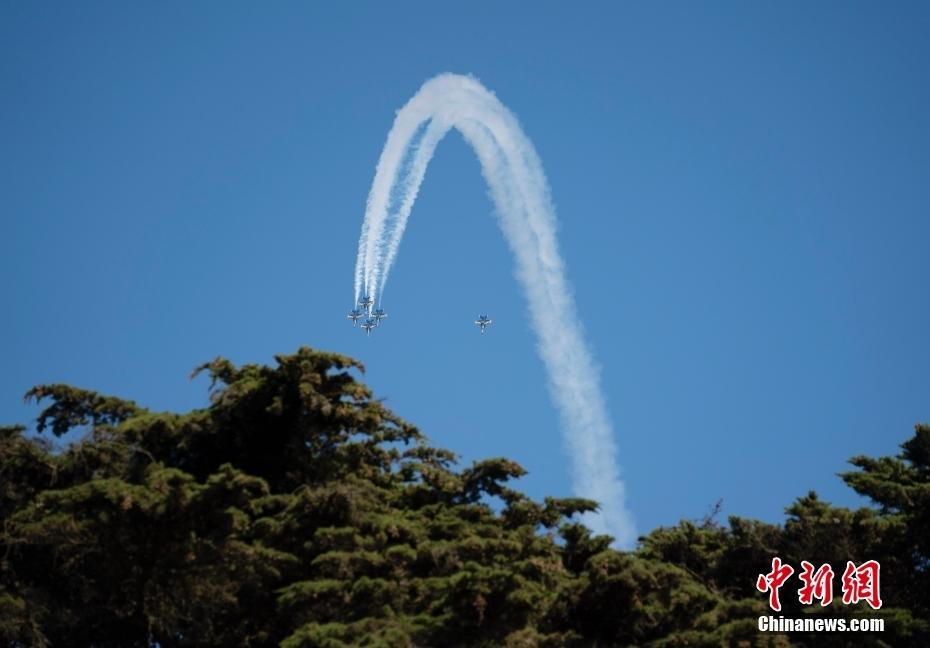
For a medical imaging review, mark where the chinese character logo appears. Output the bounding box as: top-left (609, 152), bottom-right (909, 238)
top-left (757, 557), bottom-right (882, 611)
top-left (797, 561), bottom-right (834, 606)
top-left (841, 560), bottom-right (882, 610)
top-left (756, 557), bottom-right (795, 612)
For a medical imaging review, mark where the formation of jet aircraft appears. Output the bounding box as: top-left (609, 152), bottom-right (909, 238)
top-left (350, 296), bottom-right (383, 337)
top-left (348, 295), bottom-right (491, 337)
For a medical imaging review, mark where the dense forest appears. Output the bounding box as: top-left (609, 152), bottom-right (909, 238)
top-left (1, 347), bottom-right (927, 646)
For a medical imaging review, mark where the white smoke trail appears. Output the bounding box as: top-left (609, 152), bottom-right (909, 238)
top-left (353, 73), bottom-right (636, 546)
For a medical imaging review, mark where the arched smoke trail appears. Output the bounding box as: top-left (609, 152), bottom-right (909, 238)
top-left (353, 73), bottom-right (636, 546)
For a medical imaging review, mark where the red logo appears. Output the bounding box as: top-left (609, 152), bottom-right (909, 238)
top-left (841, 560), bottom-right (882, 610)
top-left (757, 558), bottom-right (882, 611)
top-left (798, 561), bottom-right (834, 606)
top-left (756, 557), bottom-right (795, 612)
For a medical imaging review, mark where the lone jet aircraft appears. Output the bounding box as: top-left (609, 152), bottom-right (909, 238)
top-left (361, 318), bottom-right (378, 336)
top-left (358, 295), bottom-right (374, 312)
top-left (372, 308), bottom-right (388, 323)
top-left (347, 309), bottom-right (363, 326)
top-left (475, 315), bottom-right (492, 334)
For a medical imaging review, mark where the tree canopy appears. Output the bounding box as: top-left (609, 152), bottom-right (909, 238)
top-left (1, 347), bottom-right (926, 646)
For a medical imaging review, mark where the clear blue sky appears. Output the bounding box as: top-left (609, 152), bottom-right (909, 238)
top-left (2, 2), bottom-right (928, 538)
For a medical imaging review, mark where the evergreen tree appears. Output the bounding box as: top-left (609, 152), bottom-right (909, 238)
top-left (1, 347), bottom-right (926, 646)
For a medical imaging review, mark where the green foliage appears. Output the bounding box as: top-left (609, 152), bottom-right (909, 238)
top-left (1, 347), bottom-right (927, 646)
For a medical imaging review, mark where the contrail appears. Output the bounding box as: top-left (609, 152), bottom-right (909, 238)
top-left (353, 73), bottom-right (636, 546)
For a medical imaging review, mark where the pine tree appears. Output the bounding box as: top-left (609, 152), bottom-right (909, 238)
top-left (1, 347), bottom-right (926, 646)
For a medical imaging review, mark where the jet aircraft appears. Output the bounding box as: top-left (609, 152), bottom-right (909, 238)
top-left (358, 295), bottom-right (374, 312)
top-left (475, 315), bottom-right (492, 334)
top-left (347, 309), bottom-right (363, 325)
top-left (372, 308), bottom-right (388, 323)
top-left (361, 318), bottom-right (378, 336)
